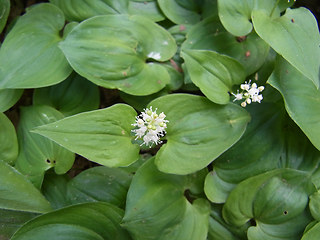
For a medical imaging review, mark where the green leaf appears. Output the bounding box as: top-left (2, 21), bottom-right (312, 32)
top-left (204, 170), bottom-right (236, 204)
top-left (302, 222), bottom-right (320, 240)
top-left (309, 191), bottom-right (320, 221)
top-left (0, 0), bottom-right (10, 33)
top-left (0, 160), bottom-right (52, 213)
top-left (13, 225), bottom-right (105, 240)
top-left (41, 172), bottom-right (70, 210)
top-left (223, 169), bottom-right (314, 239)
top-left (157, 0), bottom-right (201, 24)
top-left (205, 99), bottom-right (320, 203)
top-left (50, 0), bottom-right (164, 22)
top-left (15, 106), bottom-right (75, 188)
top-left (66, 166), bottom-right (132, 208)
top-left (148, 94), bottom-right (250, 175)
top-left (49, 0), bottom-right (129, 21)
top-left (181, 17), bottom-right (270, 75)
top-left (181, 50), bottom-right (246, 104)
top-left (206, 102), bottom-right (285, 203)
top-left (60, 14), bottom-right (176, 95)
top-left (218, 0), bottom-right (294, 36)
top-left (11, 202), bottom-right (131, 240)
top-left (122, 157), bottom-right (210, 240)
top-left (268, 57), bottom-right (320, 151)
top-left (33, 72), bottom-right (100, 117)
top-left (128, 0), bottom-right (165, 22)
top-left (120, 89), bottom-right (168, 112)
top-left (208, 205), bottom-right (248, 240)
top-left (0, 113), bottom-right (18, 165)
top-left (0, 89), bottom-right (23, 112)
top-left (0, 3), bottom-right (72, 89)
top-left (253, 8), bottom-right (320, 88)
top-left (247, 214), bottom-right (313, 240)
top-left (0, 209), bottom-right (38, 239)
top-left (33, 104), bottom-right (140, 167)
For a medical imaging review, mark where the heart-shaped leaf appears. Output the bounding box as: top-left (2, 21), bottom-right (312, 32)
top-left (204, 102), bottom-right (285, 203)
top-left (218, 0), bottom-right (294, 36)
top-left (0, 89), bottom-right (23, 112)
top-left (33, 72), bottom-right (100, 117)
top-left (181, 17), bottom-right (270, 75)
top-left (60, 14), bottom-right (176, 96)
top-left (181, 50), bottom-right (246, 104)
top-left (253, 7), bottom-right (320, 88)
top-left (223, 169), bottom-right (315, 239)
top-left (148, 94), bottom-right (250, 175)
top-left (0, 0), bottom-right (10, 33)
top-left (33, 104), bottom-right (140, 167)
top-left (0, 160), bottom-right (52, 213)
top-left (15, 106), bottom-right (75, 188)
top-left (11, 202), bottom-right (131, 240)
top-left (268, 57), bottom-right (320, 151)
top-left (0, 3), bottom-right (72, 89)
top-left (204, 99), bottom-right (320, 203)
top-left (122, 157), bottom-right (210, 240)
top-left (0, 113), bottom-right (18, 165)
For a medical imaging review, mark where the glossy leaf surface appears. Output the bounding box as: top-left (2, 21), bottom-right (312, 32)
top-left (122, 158), bottom-right (210, 240)
top-left (60, 14), bottom-right (176, 95)
top-left (268, 57), bottom-right (320, 151)
top-left (181, 17), bottom-right (270, 75)
top-left (0, 113), bottom-right (18, 165)
top-left (49, 0), bottom-right (128, 21)
top-left (182, 50), bottom-right (246, 104)
top-left (66, 166), bottom-right (132, 208)
top-left (302, 222), bottom-right (320, 240)
top-left (158, 0), bottom-right (202, 24)
top-left (33, 104), bottom-right (140, 167)
top-left (50, 0), bottom-right (164, 22)
top-left (223, 169), bottom-right (314, 239)
top-left (128, 0), bottom-right (164, 22)
top-left (15, 106), bottom-right (75, 188)
top-left (11, 202), bottom-right (131, 240)
top-left (218, 0), bottom-right (294, 36)
top-left (0, 160), bottom-right (52, 213)
top-left (0, 89), bottom-right (23, 112)
top-left (205, 102), bottom-right (285, 203)
top-left (33, 72), bottom-right (100, 116)
top-left (0, 3), bottom-right (72, 89)
top-left (148, 94), bottom-right (250, 174)
top-left (253, 8), bottom-right (320, 88)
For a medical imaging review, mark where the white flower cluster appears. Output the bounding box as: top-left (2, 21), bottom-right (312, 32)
top-left (231, 80), bottom-right (264, 107)
top-left (132, 107), bottom-right (168, 147)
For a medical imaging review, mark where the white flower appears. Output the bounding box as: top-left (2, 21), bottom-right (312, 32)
top-left (132, 107), bottom-right (168, 147)
top-left (231, 90), bottom-right (243, 101)
top-left (231, 80), bottom-right (264, 107)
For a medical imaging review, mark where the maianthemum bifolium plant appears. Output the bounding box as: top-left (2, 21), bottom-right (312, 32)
top-left (1, 0), bottom-right (320, 239)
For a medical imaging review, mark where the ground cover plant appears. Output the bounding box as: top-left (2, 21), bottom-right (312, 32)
top-left (1, 0), bottom-right (320, 239)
